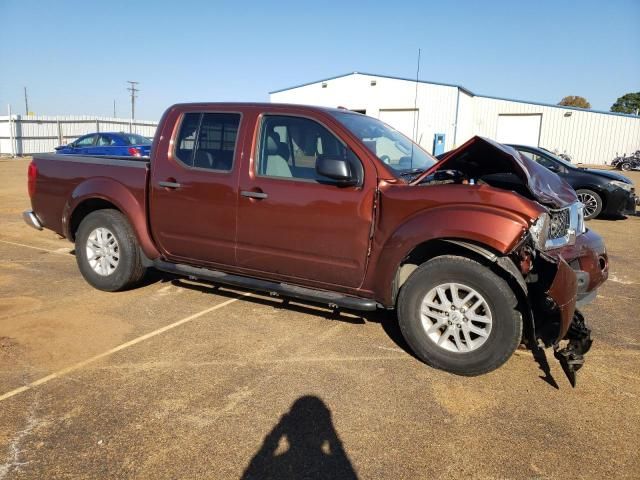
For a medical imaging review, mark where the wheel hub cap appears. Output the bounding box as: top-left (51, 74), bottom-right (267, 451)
top-left (577, 193), bottom-right (598, 217)
top-left (420, 283), bottom-right (493, 353)
top-left (86, 227), bottom-right (119, 276)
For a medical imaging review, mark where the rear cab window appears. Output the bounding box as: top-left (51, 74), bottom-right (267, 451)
top-left (174, 112), bottom-right (241, 172)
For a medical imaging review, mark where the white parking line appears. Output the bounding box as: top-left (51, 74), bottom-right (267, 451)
top-left (0, 292), bottom-right (252, 402)
top-left (0, 239), bottom-right (71, 255)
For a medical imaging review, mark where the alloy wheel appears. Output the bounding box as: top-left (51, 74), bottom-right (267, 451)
top-left (86, 227), bottom-right (119, 276)
top-left (577, 192), bottom-right (599, 218)
top-left (420, 282), bottom-right (493, 353)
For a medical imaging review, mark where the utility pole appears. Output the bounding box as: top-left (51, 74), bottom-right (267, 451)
top-left (24, 87), bottom-right (29, 115)
top-left (113, 99), bottom-right (116, 117)
top-left (126, 81), bottom-right (139, 120)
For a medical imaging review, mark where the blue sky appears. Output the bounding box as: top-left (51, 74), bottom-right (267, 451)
top-left (1, 0), bottom-right (638, 119)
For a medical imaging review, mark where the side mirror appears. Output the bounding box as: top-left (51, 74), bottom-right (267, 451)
top-left (316, 156), bottom-right (357, 186)
top-left (547, 164), bottom-right (561, 173)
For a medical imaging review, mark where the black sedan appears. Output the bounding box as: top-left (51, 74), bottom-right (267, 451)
top-left (507, 145), bottom-right (637, 220)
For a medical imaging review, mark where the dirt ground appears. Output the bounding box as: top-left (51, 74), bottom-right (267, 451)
top-left (0, 157), bottom-right (639, 479)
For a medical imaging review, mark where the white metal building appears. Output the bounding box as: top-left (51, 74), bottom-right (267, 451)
top-left (0, 114), bottom-right (158, 156)
top-left (270, 72), bottom-right (640, 165)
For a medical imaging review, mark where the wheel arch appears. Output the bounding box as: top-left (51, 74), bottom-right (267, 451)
top-left (389, 238), bottom-right (534, 343)
top-left (64, 178), bottom-right (160, 259)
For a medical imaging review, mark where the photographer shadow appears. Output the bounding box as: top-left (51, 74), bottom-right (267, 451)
top-left (241, 395), bottom-right (358, 480)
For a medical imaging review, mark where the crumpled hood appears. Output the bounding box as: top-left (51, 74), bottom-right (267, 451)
top-left (414, 136), bottom-right (577, 209)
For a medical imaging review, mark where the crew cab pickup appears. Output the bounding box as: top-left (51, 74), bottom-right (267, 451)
top-left (24, 103), bottom-right (608, 381)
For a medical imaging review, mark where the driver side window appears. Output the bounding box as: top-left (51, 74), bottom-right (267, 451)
top-left (257, 115), bottom-right (363, 184)
top-left (519, 150), bottom-right (561, 172)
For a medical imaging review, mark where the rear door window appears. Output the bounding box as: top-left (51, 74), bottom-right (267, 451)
top-left (174, 112), bottom-right (240, 171)
top-left (97, 135), bottom-right (116, 146)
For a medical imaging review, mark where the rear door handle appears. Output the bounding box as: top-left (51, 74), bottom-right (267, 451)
top-left (159, 181), bottom-right (182, 189)
top-left (241, 190), bottom-right (268, 200)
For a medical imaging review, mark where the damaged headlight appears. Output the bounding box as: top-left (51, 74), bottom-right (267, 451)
top-left (529, 212), bottom-right (550, 250)
top-left (530, 202), bottom-right (585, 250)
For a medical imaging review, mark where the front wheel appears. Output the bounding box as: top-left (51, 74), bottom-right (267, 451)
top-left (397, 256), bottom-right (522, 376)
top-left (75, 209), bottom-right (146, 291)
top-left (576, 189), bottom-right (603, 220)
top-left (621, 162), bottom-right (631, 171)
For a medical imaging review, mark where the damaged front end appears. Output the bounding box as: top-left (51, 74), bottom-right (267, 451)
top-left (416, 136), bottom-right (608, 386)
top-left (517, 202), bottom-right (604, 386)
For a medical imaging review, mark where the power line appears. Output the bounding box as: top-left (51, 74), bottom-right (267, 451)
top-left (126, 81), bottom-right (139, 120)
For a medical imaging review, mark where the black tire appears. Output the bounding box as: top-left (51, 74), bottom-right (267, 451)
top-left (621, 162), bottom-right (631, 171)
top-left (397, 256), bottom-right (522, 376)
top-left (576, 189), bottom-right (603, 220)
top-left (75, 209), bottom-right (146, 291)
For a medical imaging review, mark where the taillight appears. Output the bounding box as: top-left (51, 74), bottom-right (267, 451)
top-left (27, 161), bottom-right (37, 198)
top-left (127, 147), bottom-right (141, 157)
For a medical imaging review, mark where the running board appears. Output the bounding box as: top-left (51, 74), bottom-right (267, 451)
top-left (153, 260), bottom-right (380, 311)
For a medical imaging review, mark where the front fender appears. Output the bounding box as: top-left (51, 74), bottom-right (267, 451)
top-left (366, 204), bottom-right (532, 305)
top-left (63, 177), bottom-right (160, 259)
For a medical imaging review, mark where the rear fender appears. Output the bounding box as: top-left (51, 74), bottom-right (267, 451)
top-left (64, 177), bottom-right (160, 259)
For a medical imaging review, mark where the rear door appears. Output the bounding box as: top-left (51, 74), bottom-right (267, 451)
top-left (93, 134), bottom-right (119, 155)
top-left (149, 109), bottom-right (243, 267)
top-left (235, 113), bottom-right (375, 288)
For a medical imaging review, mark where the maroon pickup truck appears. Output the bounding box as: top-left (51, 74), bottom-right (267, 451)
top-left (24, 103), bottom-right (608, 382)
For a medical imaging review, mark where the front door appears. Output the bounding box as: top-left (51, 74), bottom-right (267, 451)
top-left (236, 114), bottom-right (374, 288)
top-left (149, 111), bottom-right (243, 267)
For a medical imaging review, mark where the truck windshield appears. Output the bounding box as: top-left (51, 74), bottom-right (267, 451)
top-left (330, 111), bottom-right (437, 177)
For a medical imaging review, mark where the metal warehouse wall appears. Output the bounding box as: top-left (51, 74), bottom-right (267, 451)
top-left (468, 97), bottom-right (640, 165)
top-left (0, 115), bottom-right (158, 156)
top-left (271, 73), bottom-right (461, 153)
top-left (271, 73), bottom-right (640, 165)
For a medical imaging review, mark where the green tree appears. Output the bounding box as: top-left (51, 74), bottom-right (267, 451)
top-left (558, 96), bottom-right (591, 109)
top-left (611, 92), bottom-right (640, 115)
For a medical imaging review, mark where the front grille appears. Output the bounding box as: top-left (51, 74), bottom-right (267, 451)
top-left (549, 208), bottom-right (570, 239)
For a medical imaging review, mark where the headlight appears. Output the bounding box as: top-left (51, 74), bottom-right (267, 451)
top-left (611, 180), bottom-right (634, 192)
top-left (529, 202), bottom-right (584, 251)
top-left (529, 213), bottom-right (550, 250)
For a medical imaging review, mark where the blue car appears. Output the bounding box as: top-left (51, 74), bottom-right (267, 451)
top-left (55, 132), bottom-right (152, 157)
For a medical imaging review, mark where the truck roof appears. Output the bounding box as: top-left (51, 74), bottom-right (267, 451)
top-left (168, 102), bottom-right (351, 115)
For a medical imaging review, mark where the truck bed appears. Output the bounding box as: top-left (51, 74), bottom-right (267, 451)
top-left (30, 153), bottom-right (150, 239)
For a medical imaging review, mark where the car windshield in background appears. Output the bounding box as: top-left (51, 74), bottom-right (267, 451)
top-left (125, 134), bottom-right (152, 145)
top-left (331, 112), bottom-right (436, 176)
top-left (540, 148), bottom-right (574, 168)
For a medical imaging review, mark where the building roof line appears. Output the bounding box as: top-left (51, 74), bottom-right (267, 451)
top-left (268, 71), bottom-right (475, 96)
top-left (269, 71), bottom-right (639, 119)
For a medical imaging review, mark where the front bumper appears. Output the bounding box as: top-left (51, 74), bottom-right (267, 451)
top-left (603, 188), bottom-right (637, 216)
top-left (532, 229), bottom-right (607, 344)
top-left (527, 230), bottom-right (605, 386)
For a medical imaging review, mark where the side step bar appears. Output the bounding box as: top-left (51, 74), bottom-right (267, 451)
top-left (153, 260), bottom-right (380, 311)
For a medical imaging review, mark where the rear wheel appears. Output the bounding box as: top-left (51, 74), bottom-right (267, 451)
top-left (75, 209), bottom-right (146, 291)
top-left (397, 256), bottom-right (522, 376)
top-left (576, 189), bottom-right (603, 220)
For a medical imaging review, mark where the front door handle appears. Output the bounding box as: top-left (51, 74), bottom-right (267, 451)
top-left (241, 190), bottom-right (268, 200)
top-left (159, 181), bottom-right (182, 189)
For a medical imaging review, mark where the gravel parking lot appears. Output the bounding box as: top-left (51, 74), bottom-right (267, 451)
top-left (1, 158), bottom-right (639, 479)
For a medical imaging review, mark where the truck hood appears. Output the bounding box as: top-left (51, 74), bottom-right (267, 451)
top-left (414, 136), bottom-right (577, 209)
